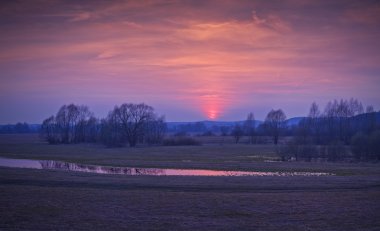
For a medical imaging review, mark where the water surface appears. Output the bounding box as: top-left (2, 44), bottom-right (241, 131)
top-left (0, 157), bottom-right (333, 176)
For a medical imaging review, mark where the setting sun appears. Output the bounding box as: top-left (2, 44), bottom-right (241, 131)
top-left (207, 109), bottom-right (218, 120)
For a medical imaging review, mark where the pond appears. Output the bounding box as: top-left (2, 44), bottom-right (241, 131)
top-left (0, 157), bottom-right (333, 177)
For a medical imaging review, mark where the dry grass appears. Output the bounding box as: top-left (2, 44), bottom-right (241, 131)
top-left (1, 167), bottom-right (379, 230)
top-left (1, 134), bottom-right (380, 230)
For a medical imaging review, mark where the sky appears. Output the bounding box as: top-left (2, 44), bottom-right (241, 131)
top-left (0, 0), bottom-right (379, 123)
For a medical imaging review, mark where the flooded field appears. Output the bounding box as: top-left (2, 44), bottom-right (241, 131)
top-left (0, 157), bottom-right (333, 176)
top-left (0, 135), bottom-right (379, 230)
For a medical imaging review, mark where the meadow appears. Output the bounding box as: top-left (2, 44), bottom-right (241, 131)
top-left (1, 134), bottom-right (380, 230)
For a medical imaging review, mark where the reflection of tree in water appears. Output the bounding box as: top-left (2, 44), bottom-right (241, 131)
top-left (101, 167), bottom-right (123, 174)
top-left (40, 160), bottom-right (118, 174)
top-left (94, 166), bottom-right (165, 175)
top-left (39, 160), bottom-right (166, 175)
top-left (134, 168), bottom-right (165, 175)
top-left (40, 160), bottom-right (71, 170)
top-left (38, 160), bottom-right (331, 176)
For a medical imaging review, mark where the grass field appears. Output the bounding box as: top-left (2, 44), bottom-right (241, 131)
top-left (1, 134), bottom-right (380, 230)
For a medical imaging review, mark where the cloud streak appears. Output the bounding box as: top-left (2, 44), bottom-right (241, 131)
top-left (0, 0), bottom-right (379, 123)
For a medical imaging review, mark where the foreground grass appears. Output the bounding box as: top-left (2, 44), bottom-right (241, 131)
top-left (1, 167), bottom-right (380, 230)
top-left (1, 134), bottom-right (380, 230)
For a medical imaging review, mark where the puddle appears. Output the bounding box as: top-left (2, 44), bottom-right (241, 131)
top-left (0, 157), bottom-right (333, 176)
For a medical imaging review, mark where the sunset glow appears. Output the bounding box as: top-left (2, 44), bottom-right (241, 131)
top-left (207, 110), bottom-right (218, 120)
top-left (0, 0), bottom-right (379, 123)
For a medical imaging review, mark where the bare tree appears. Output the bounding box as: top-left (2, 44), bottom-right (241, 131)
top-left (322, 98), bottom-right (364, 144)
top-left (322, 100), bottom-right (337, 143)
top-left (40, 116), bottom-right (59, 144)
top-left (231, 124), bottom-right (243, 144)
top-left (55, 104), bottom-right (81, 143)
top-left (100, 110), bottom-right (125, 147)
top-left (219, 126), bottom-right (229, 145)
top-left (365, 105), bottom-right (377, 134)
top-left (105, 103), bottom-right (163, 147)
top-left (264, 109), bottom-right (286, 145)
top-left (14, 123), bottom-right (30, 133)
top-left (244, 112), bottom-right (256, 144)
top-left (55, 105), bottom-right (70, 143)
top-left (220, 126), bottom-right (229, 136)
top-left (351, 132), bottom-right (369, 161)
top-left (84, 116), bottom-right (99, 142)
top-left (144, 115), bottom-right (167, 145)
top-left (369, 130), bottom-right (380, 160)
top-left (308, 102), bottom-right (321, 144)
top-left (366, 105), bottom-right (374, 113)
top-left (74, 105), bottom-right (94, 143)
top-left (348, 98), bottom-right (364, 116)
top-left (41, 104), bottom-right (98, 144)
top-left (309, 102), bottom-right (320, 119)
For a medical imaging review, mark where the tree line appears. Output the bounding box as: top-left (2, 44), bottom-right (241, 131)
top-left (40, 103), bottom-right (166, 147)
top-left (288, 99), bottom-right (380, 161)
top-left (38, 99), bottom-right (379, 161)
top-left (231, 109), bottom-right (286, 145)
top-left (230, 98), bottom-right (379, 161)
top-left (0, 122), bottom-right (35, 134)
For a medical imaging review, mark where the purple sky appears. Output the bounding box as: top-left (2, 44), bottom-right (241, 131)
top-left (0, 0), bottom-right (379, 123)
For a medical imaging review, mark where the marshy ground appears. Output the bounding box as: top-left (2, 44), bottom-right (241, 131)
top-left (0, 134), bottom-right (379, 230)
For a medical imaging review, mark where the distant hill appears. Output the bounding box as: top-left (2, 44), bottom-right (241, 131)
top-left (285, 117), bottom-right (305, 126)
top-left (166, 112), bottom-right (380, 133)
top-left (167, 120), bottom-right (262, 129)
top-left (166, 120), bottom-right (263, 133)
top-left (0, 123), bottom-right (40, 134)
top-left (1, 112), bottom-right (379, 134)
top-left (166, 117), bottom-right (306, 131)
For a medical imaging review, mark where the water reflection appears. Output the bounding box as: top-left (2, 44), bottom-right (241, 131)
top-left (0, 157), bottom-right (333, 176)
top-left (39, 160), bottom-right (166, 175)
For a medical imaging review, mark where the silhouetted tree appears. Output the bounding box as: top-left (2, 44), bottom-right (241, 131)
top-left (102, 103), bottom-right (163, 147)
top-left (264, 109), bottom-right (286, 145)
top-left (351, 132), bottom-right (369, 161)
top-left (14, 122), bottom-right (30, 133)
top-left (321, 98), bottom-right (365, 144)
top-left (144, 115), bottom-right (167, 145)
top-left (308, 102), bottom-right (321, 144)
top-left (41, 104), bottom-right (97, 144)
top-left (116, 103), bottom-right (155, 147)
top-left (220, 126), bottom-right (229, 136)
top-left (55, 104), bottom-right (81, 143)
top-left (244, 112), bottom-right (255, 144)
top-left (364, 105), bottom-right (377, 134)
top-left (84, 116), bottom-right (99, 142)
top-left (231, 124), bottom-right (243, 144)
top-left (369, 130), bottom-right (380, 160)
top-left (74, 105), bottom-right (94, 143)
top-left (40, 116), bottom-right (59, 144)
top-left (100, 111), bottom-right (125, 147)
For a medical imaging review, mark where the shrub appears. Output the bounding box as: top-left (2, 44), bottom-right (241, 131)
top-left (351, 132), bottom-right (369, 161)
top-left (173, 131), bottom-right (188, 137)
top-left (162, 137), bottom-right (201, 146)
top-left (369, 130), bottom-right (380, 160)
top-left (297, 144), bottom-right (318, 161)
top-left (326, 141), bottom-right (346, 161)
top-left (202, 130), bottom-right (215, 136)
top-left (351, 130), bottom-right (380, 161)
top-left (277, 141), bottom-right (296, 161)
top-left (282, 139), bottom-right (318, 161)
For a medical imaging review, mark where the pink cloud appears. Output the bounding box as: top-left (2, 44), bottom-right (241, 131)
top-left (0, 0), bottom-right (379, 123)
